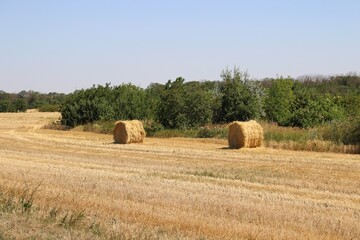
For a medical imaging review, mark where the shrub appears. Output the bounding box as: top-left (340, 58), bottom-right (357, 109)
top-left (265, 78), bottom-right (294, 125)
top-left (197, 127), bottom-right (217, 138)
top-left (39, 104), bottom-right (61, 112)
top-left (290, 87), bottom-right (344, 128)
top-left (143, 120), bottom-right (164, 137)
top-left (321, 118), bottom-right (360, 145)
top-left (157, 78), bottom-right (213, 129)
top-left (60, 83), bottom-right (148, 127)
top-left (0, 100), bottom-right (14, 112)
top-left (216, 67), bottom-right (263, 123)
top-left (197, 125), bottom-right (227, 138)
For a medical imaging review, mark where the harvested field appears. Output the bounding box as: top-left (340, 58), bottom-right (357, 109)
top-left (0, 112), bottom-right (359, 239)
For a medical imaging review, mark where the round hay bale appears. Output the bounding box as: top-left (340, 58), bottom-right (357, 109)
top-left (228, 120), bottom-right (263, 149)
top-left (113, 120), bottom-right (146, 144)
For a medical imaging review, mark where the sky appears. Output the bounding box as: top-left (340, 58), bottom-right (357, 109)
top-left (0, 0), bottom-right (359, 93)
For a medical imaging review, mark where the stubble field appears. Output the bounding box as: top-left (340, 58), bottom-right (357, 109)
top-left (0, 112), bottom-right (359, 239)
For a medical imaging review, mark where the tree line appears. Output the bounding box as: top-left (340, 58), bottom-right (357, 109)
top-left (0, 90), bottom-right (65, 112)
top-left (59, 68), bottom-right (360, 130)
top-left (1, 68), bottom-right (359, 133)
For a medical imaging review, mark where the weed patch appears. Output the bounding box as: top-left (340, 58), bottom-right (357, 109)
top-left (60, 209), bottom-right (86, 229)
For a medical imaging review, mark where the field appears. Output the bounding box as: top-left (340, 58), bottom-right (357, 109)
top-left (0, 112), bottom-right (359, 239)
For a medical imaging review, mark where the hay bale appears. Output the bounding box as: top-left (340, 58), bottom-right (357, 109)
top-left (113, 120), bottom-right (146, 144)
top-left (228, 120), bottom-right (263, 149)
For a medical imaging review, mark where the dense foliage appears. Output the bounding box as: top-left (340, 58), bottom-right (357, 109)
top-left (157, 77), bottom-right (213, 129)
top-left (215, 68), bottom-right (264, 123)
top-left (265, 78), bottom-right (294, 126)
top-left (0, 90), bottom-right (65, 112)
top-left (60, 83), bottom-right (150, 127)
top-left (2, 70), bottom-right (359, 144)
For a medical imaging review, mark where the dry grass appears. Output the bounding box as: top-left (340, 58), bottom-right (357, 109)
top-left (0, 112), bottom-right (359, 239)
top-left (266, 139), bottom-right (360, 154)
top-left (262, 121), bottom-right (360, 154)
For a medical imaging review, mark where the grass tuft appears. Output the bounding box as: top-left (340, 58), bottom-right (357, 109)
top-left (60, 209), bottom-right (86, 229)
top-left (19, 180), bottom-right (42, 214)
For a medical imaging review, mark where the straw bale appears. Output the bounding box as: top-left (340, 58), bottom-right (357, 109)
top-left (113, 120), bottom-right (146, 144)
top-left (228, 120), bottom-right (263, 149)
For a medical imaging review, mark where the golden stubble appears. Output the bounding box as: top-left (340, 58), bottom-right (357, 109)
top-left (0, 112), bottom-right (359, 239)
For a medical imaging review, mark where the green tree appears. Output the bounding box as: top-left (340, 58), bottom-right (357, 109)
top-left (60, 83), bottom-right (151, 127)
top-left (216, 67), bottom-right (261, 122)
top-left (145, 83), bottom-right (164, 120)
top-left (340, 93), bottom-right (360, 118)
top-left (157, 77), bottom-right (187, 129)
top-left (27, 91), bottom-right (42, 109)
top-left (183, 82), bottom-right (213, 128)
top-left (290, 86), bottom-right (344, 128)
top-left (61, 84), bottom-right (114, 127)
top-left (112, 83), bottom-right (148, 120)
top-left (13, 98), bottom-right (27, 112)
top-left (0, 100), bottom-right (13, 112)
top-left (265, 78), bottom-right (295, 125)
top-left (156, 77), bottom-right (214, 129)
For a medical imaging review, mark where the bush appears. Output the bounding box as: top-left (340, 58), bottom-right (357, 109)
top-left (321, 118), bottom-right (360, 145)
top-left (60, 83), bottom-right (149, 127)
top-left (290, 86), bottom-right (344, 128)
top-left (197, 126), bottom-right (227, 138)
top-left (215, 67), bottom-right (263, 123)
top-left (157, 78), bottom-right (213, 129)
top-left (0, 100), bottom-right (13, 112)
top-left (265, 78), bottom-right (294, 125)
top-left (197, 127), bottom-right (217, 138)
top-left (143, 120), bottom-right (164, 137)
top-left (39, 104), bottom-right (61, 112)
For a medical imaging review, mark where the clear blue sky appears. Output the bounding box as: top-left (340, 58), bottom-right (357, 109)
top-left (1, 0), bottom-right (359, 93)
